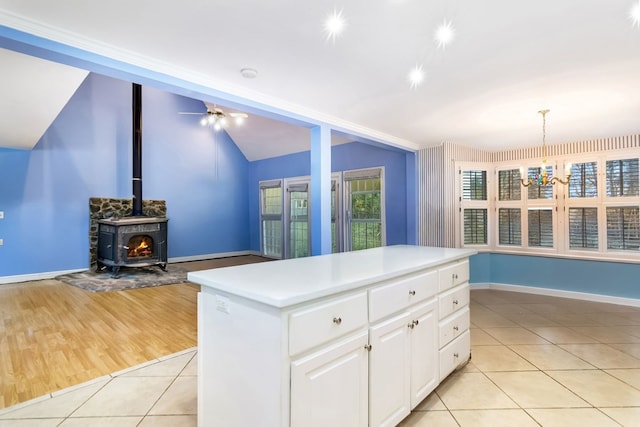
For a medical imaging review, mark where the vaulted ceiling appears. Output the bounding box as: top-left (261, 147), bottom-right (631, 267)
top-left (1, 1), bottom-right (639, 160)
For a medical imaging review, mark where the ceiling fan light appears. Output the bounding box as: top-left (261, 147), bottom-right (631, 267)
top-left (208, 115), bottom-right (215, 124)
top-left (213, 121), bottom-right (222, 131)
top-left (234, 116), bottom-right (245, 125)
top-left (199, 117), bottom-right (207, 126)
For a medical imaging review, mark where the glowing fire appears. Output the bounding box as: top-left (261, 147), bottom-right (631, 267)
top-left (127, 236), bottom-right (153, 258)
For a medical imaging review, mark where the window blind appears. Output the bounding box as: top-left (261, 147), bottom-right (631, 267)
top-left (462, 170), bottom-right (487, 200)
top-left (606, 158), bottom-right (639, 197)
top-left (498, 169), bottom-right (521, 201)
top-left (498, 208), bottom-right (521, 245)
top-left (463, 208), bottom-right (487, 244)
top-left (606, 206), bottom-right (640, 251)
top-left (569, 162), bottom-right (598, 198)
top-left (569, 207), bottom-right (598, 249)
top-left (528, 209), bottom-right (553, 248)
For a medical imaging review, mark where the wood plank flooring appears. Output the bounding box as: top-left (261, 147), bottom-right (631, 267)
top-left (0, 255), bottom-right (269, 409)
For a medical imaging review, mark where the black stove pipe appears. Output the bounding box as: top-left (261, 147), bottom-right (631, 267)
top-left (132, 83), bottom-right (143, 216)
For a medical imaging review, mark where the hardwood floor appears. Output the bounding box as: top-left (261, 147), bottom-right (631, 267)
top-left (0, 255), bottom-right (269, 410)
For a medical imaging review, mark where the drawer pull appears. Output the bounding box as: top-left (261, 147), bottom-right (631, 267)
top-left (332, 317), bottom-right (342, 325)
top-left (407, 322), bottom-right (415, 329)
top-left (453, 325), bottom-right (459, 331)
top-left (452, 273), bottom-right (458, 280)
top-left (364, 344), bottom-right (372, 351)
top-left (453, 352), bottom-right (459, 359)
top-left (453, 299), bottom-right (459, 305)
top-left (408, 290), bottom-right (416, 296)
top-left (414, 319), bottom-right (419, 326)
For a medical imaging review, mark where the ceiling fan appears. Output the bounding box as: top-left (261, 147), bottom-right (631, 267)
top-left (179, 102), bottom-right (248, 131)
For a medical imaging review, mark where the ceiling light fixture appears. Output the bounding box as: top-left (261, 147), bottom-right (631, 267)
top-left (408, 64), bottom-right (425, 89)
top-left (521, 109), bottom-right (571, 187)
top-left (240, 68), bottom-right (258, 79)
top-left (631, 0), bottom-right (640, 27)
top-left (434, 20), bottom-right (455, 49)
top-left (183, 104), bottom-right (247, 132)
top-left (325, 8), bottom-right (346, 42)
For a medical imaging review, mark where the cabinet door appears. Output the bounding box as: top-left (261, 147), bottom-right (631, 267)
top-left (369, 312), bottom-right (411, 427)
top-left (409, 298), bottom-right (439, 408)
top-left (291, 330), bottom-right (369, 427)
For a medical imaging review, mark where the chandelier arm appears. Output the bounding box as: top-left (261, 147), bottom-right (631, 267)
top-left (549, 174), bottom-right (572, 185)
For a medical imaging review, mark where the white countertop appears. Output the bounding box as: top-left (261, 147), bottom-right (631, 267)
top-left (188, 245), bottom-right (476, 308)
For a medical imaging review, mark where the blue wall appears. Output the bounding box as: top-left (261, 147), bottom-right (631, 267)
top-left (470, 253), bottom-right (640, 299)
top-left (247, 142), bottom-right (412, 252)
top-left (0, 73), bottom-right (250, 276)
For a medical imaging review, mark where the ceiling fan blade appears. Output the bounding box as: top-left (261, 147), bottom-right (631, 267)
top-left (178, 112), bottom-right (206, 115)
top-left (229, 112), bottom-right (248, 118)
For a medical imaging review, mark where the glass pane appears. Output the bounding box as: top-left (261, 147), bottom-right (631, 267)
top-left (498, 208), bottom-right (521, 245)
top-left (498, 169), bottom-right (521, 201)
top-left (262, 219), bottom-right (282, 257)
top-left (569, 162), bottom-right (598, 198)
top-left (289, 190), bottom-right (308, 258)
top-left (569, 207), bottom-right (598, 250)
top-left (528, 209), bottom-right (553, 248)
top-left (527, 166), bottom-right (554, 199)
top-left (606, 159), bottom-right (639, 197)
top-left (462, 170), bottom-right (487, 200)
top-left (261, 186), bottom-right (282, 215)
top-left (606, 207), bottom-right (640, 251)
top-left (349, 177), bottom-right (382, 250)
top-left (463, 209), bottom-right (487, 244)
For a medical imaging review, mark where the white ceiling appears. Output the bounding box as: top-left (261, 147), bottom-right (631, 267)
top-left (0, 1), bottom-right (639, 159)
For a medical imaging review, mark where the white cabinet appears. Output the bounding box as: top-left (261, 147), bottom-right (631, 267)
top-left (438, 260), bottom-right (471, 381)
top-left (191, 246), bottom-right (475, 427)
top-left (291, 331), bottom-right (369, 427)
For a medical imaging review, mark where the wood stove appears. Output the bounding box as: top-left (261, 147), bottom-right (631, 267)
top-left (96, 216), bottom-right (168, 276)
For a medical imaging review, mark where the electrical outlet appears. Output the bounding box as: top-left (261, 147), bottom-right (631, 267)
top-left (0, 211), bottom-right (4, 219)
top-left (0, 239), bottom-right (3, 246)
top-left (216, 295), bottom-right (231, 314)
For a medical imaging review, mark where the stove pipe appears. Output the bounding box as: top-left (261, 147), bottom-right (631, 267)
top-left (132, 83), bottom-right (143, 216)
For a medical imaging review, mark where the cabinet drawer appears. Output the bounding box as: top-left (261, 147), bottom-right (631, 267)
top-left (439, 307), bottom-right (470, 348)
top-left (369, 270), bottom-right (438, 322)
top-left (438, 283), bottom-right (469, 320)
top-left (438, 260), bottom-right (469, 292)
top-left (290, 292), bottom-right (368, 356)
top-left (439, 330), bottom-right (470, 381)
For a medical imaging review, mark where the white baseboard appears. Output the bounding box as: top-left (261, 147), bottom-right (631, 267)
top-left (471, 282), bottom-right (640, 308)
top-left (0, 268), bottom-right (87, 285)
top-left (0, 251), bottom-right (263, 285)
top-left (168, 250), bottom-right (260, 263)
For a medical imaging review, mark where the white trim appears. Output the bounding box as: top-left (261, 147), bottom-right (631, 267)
top-left (470, 282), bottom-right (640, 308)
top-left (0, 268), bottom-right (86, 285)
top-left (0, 251), bottom-right (261, 285)
top-left (168, 250), bottom-right (260, 263)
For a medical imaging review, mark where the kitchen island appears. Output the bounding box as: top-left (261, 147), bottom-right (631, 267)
top-left (188, 245), bottom-right (476, 427)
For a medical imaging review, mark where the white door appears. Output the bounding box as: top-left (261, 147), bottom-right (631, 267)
top-left (290, 331), bottom-right (369, 427)
top-left (409, 298), bottom-right (439, 408)
top-left (368, 312), bottom-right (411, 427)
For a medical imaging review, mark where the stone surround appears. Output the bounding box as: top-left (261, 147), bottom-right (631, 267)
top-left (89, 197), bottom-right (167, 266)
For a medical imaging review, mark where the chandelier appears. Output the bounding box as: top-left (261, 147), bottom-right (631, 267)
top-left (520, 109), bottom-right (571, 187)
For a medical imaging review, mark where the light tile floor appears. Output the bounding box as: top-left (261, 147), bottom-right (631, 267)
top-left (1, 289), bottom-right (640, 426)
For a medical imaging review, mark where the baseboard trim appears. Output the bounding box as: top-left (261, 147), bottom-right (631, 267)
top-left (0, 268), bottom-right (86, 285)
top-left (168, 250), bottom-right (261, 263)
top-left (0, 251), bottom-right (263, 285)
top-left (470, 282), bottom-right (640, 308)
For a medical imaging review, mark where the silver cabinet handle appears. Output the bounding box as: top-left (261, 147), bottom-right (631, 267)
top-left (414, 319), bottom-right (419, 326)
top-left (453, 299), bottom-right (459, 305)
top-left (409, 290), bottom-right (416, 296)
top-left (453, 325), bottom-right (459, 331)
top-left (407, 322), bottom-right (415, 329)
top-left (453, 352), bottom-right (459, 359)
top-left (364, 344), bottom-right (372, 351)
top-left (332, 317), bottom-right (342, 325)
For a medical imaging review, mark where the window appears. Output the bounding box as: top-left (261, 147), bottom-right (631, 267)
top-left (569, 162), bottom-right (598, 198)
top-left (344, 168), bottom-right (384, 251)
top-left (569, 207), bottom-right (598, 250)
top-left (286, 181), bottom-right (310, 259)
top-left (498, 169), bottom-right (521, 201)
top-left (606, 207), bottom-right (640, 251)
top-left (528, 208), bottom-right (553, 248)
top-left (606, 158), bottom-right (639, 197)
top-left (458, 166), bottom-right (490, 247)
top-left (498, 208), bottom-right (521, 245)
top-left (464, 209), bottom-right (487, 245)
top-left (260, 180), bottom-right (283, 258)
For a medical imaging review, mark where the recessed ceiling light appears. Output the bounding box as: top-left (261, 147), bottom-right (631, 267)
top-left (408, 65), bottom-right (425, 89)
top-left (240, 68), bottom-right (258, 79)
top-left (631, 0), bottom-right (640, 28)
top-left (325, 8), bottom-right (346, 42)
top-left (434, 20), bottom-right (455, 49)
